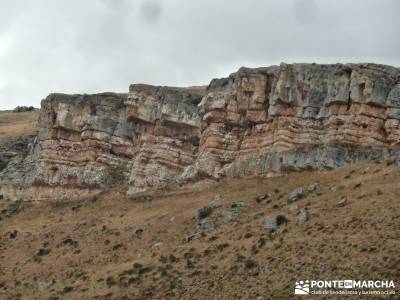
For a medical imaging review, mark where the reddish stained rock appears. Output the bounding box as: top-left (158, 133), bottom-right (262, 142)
top-left (1, 63), bottom-right (400, 199)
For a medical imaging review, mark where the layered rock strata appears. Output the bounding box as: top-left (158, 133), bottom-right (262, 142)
top-left (1, 87), bottom-right (203, 197)
top-left (195, 63), bottom-right (400, 178)
top-left (1, 63), bottom-right (400, 199)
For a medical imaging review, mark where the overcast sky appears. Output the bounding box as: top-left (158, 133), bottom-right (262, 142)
top-left (0, 0), bottom-right (399, 109)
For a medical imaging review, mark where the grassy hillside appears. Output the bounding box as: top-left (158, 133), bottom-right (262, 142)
top-left (1, 161), bottom-right (399, 299)
top-left (0, 111), bottom-right (38, 140)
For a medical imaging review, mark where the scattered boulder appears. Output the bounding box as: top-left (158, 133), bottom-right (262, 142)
top-left (263, 214), bottom-right (288, 231)
top-left (38, 280), bottom-right (54, 291)
top-left (224, 210), bottom-right (239, 223)
top-left (196, 218), bottom-right (216, 233)
top-left (255, 193), bottom-right (271, 204)
top-left (209, 194), bottom-right (222, 209)
top-left (330, 186), bottom-right (337, 192)
top-left (263, 217), bottom-right (278, 231)
top-left (133, 227), bottom-right (144, 238)
top-left (307, 182), bottom-right (319, 193)
top-left (288, 187), bottom-right (304, 203)
top-left (298, 209), bottom-right (309, 224)
top-left (152, 242), bottom-right (163, 249)
top-left (337, 197), bottom-right (347, 207)
top-left (183, 234), bottom-right (194, 243)
top-left (223, 202), bottom-right (243, 223)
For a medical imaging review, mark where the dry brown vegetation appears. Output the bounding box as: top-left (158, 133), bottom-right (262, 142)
top-left (1, 161), bottom-right (399, 299)
top-left (0, 111), bottom-right (38, 140)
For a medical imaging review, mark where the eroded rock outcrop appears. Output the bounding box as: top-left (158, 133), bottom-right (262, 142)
top-left (195, 63), bottom-right (400, 179)
top-left (1, 63), bottom-right (400, 200)
top-left (1, 87), bottom-right (203, 198)
top-left (0, 137), bottom-right (35, 172)
top-left (126, 85), bottom-right (201, 193)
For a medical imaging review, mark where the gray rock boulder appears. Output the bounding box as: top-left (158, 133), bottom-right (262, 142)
top-left (337, 197), bottom-right (348, 207)
top-left (224, 210), bottom-right (239, 223)
top-left (288, 187), bottom-right (305, 203)
top-left (209, 194), bottom-right (222, 209)
top-left (263, 214), bottom-right (288, 231)
top-left (38, 280), bottom-right (54, 290)
top-left (223, 202), bottom-right (243, 223)
top-left (133, 227), bottom-right (144, 238)
top-left (298, 209), bottom-right (309, 224)
top-left (307, 182), bottom-right (319, 193)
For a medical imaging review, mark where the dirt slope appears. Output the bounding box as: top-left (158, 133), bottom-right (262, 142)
top-left (1, 161), bottom-right (399, 299)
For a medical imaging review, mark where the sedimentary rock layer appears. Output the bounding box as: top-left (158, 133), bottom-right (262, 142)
top-left (194, 63), bottom-right (400, 178)
top-left (1, 63), bottom-right (400, 198)
top-left (1, 86), bottom-right (203, 195)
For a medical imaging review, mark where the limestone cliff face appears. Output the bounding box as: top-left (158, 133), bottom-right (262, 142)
top-left (194, 63), bottom-right (400, 179)
top-left (126, 85), bottom-right (201, 193)
top-left (1, 86), bottom-right (202, 196)
top-left (1, 63), bottom-right (400, 199)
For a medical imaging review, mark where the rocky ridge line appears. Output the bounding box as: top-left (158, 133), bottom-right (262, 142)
top-left (1, 63), bottom-right (400, 200)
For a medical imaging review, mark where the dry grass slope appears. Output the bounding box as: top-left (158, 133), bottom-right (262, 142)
top-left (0, 111), bottom-right (38, 140)
top-left (1, 162), bottom-right (399, 299)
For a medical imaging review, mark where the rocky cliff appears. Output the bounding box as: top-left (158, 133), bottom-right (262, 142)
top-left (1, 63), bottom-right (400, 200)
top-left (1, 86), bottom-right (203, 198)
top-left (195, 63), bottom-right (400, 179)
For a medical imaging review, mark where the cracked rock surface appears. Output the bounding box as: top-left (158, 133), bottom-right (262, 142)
top-left (1, 63), bottom-right (400, 199)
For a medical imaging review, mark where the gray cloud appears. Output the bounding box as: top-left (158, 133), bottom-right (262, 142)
top-left (294, 0), bottom-right (318, 25)
top-left (139, 0), bottom-right (162, 23)
top-left (0, 0), bottom-right (399, 109)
